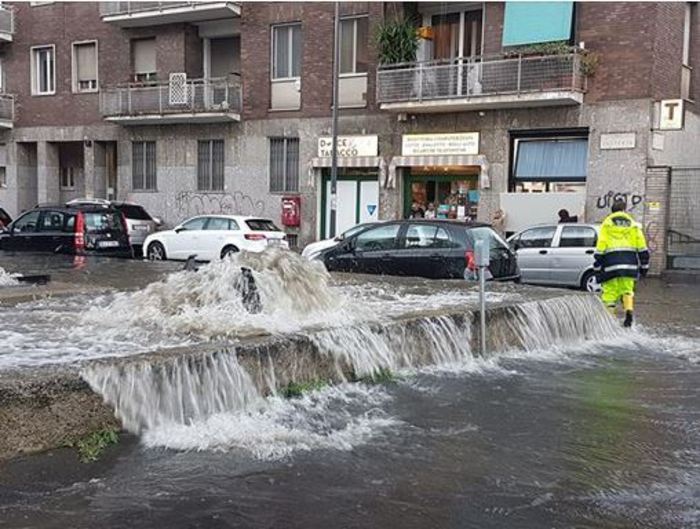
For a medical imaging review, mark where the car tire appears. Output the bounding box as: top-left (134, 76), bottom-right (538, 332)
top-left (581, 270), bottom-right (601, 293)
top-left (147, 241), bottom-right (166, 261)
top-left (221, 245), bottom-right (239, 259)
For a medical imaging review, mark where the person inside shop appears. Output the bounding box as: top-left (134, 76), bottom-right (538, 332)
top-left (409, 202), bottom-right (425, 219)
top-left (558, 209), bottom-right (578, 224)
top-left (424, 202), bottom-right (436, 219)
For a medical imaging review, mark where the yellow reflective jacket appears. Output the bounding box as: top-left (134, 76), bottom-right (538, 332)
top-left (594, 212), bottom-right (650, 281)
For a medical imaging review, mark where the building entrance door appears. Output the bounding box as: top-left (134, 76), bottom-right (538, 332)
top-left (322, 170), bottom-right (378, 239)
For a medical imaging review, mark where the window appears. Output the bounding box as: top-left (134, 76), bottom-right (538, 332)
top-left (39, 211), bottom-right (66, 232)
top-left (197, 140), bottom-right (224, 191)
top-left (205, 217), bottom-right (238, 231)
top-left (502, 1), bottom-right (574, 46)
top-left (272, 24), bottom-right (301, 79)
top-left (559, 226), bottom-right (597, 248)
top-left (72, 41), bottom-right (98, 93)
top-left (132, 38), bottom-right (156, 83)
top-left (246, 219), bottom-right (280, 231)
top-left (181, 217), bottom-right (208, 231)
top-left (132, 141), bottom-right (156, 190)
top-left (403, 224), bottom-right (455, 249)
top-left (60, 167), bottom-right (76, 189)
top-left (516, 226), bottom-right (557, 249)
top-left (269, 137), bottom-right (299, 192)
top-left (511, 135), bottom-right (588, 192)
top-left (339, 16), bottom-right (368, 74)
top-left (354, 224), bottom-right (400, 252)
top-left (31, 45), bottom-right (55, 95)
top-left (13, 211), bottom-right (40, 233)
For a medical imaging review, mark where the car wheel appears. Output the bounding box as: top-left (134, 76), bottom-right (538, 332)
top-left (221, 245), bottom-right (239, 259)
top-left (581, 270), bottom-right (601, 293)
top-left (147, 241), bottom-right (166, 261)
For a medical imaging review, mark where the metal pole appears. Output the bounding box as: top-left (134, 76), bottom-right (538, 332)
top-left (329, 1), bottom-right (340, 237)
top-left (479, 265), bottom-right (486, 357)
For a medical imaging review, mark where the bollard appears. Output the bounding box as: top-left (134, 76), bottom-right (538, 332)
top-left (474, 238), bottom-right (490, 357)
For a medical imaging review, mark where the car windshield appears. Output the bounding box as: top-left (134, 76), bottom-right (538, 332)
top-left (340, 224), bottom-right (369, 239)
top-left (116, 204), bottom-right (151, 221)
top-left (246, 219), bottom-right (280, 231)
top-left (83, 211), bottom-right (124, 234)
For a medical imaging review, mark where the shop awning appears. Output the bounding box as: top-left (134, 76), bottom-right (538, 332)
top-left (308, 156), bottom-right (386, 187)
top-left (387, 155), bottom-right (490, 189)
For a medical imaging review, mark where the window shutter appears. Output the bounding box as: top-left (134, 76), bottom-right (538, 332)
top-left (133, 38), bottom-right (156, 74)
top-left (212, 140), bottom-right (224, 191)
top-left (285, 138), bottom-right (299, 192)
top-left (76, 42), bottom-right (97, 81)
top-left (132, 142), bottom-right (144, 190)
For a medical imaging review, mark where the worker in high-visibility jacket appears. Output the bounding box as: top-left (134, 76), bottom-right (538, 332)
top-left (594, 199), bottom-right (650, 327)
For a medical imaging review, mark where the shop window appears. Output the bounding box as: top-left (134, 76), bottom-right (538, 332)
top-left (132, 141), bottom-right (156, 191)
top-left (198, 140), bottom-right (225, 191)
top-left (269, 137), bottom-right (299, 192)
top-left (512, 136), bottom-right (587, 192)
top-left (559, 225), bottom-right (597, 248)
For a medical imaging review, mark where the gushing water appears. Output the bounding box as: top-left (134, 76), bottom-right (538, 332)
top-left (0, 266), bottom-right (19, 287)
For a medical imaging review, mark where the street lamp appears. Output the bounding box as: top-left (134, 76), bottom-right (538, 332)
top-left (329, 1), bottom-right (340, 237)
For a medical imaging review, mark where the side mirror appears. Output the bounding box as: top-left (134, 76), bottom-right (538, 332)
top-left (334, 234), bottom-right (344, 242)
top-left (174, 226), bottom-right (185, 234)
top-left (152, 216), bottom-right (163, 227)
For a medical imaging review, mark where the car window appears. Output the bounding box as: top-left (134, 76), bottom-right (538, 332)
top-left (354, 224), bottom-right (400, 252)
top-left (246, 219), bottom-right (280, 231)
top-left (205, 217), bottom-right (232, 231)
top-left (403, 224), bottom-right (457, 249)
top-left (116, 204), bottom-right (152, 220)
top-left (64, 214), bottom-right (76, 233)
top-left (559, 226), bottom-right (597, 248)
top-left (0, 208), bottom-right (11, 227)
top-left (84, 211), bottom-right (124, 233)
top-left (12, 211), bottom-right (41, 233)
top-left (517, 226), bottom-right (557, 249)
top-left (181, 217), bottom-right (208, 231)
top-left (39, 211), bottom-right (66, 232)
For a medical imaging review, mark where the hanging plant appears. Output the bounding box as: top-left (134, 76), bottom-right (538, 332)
top-left (580, 50), bottom-right (600, 77)
top-left (375, 16), bottom-right (420, 65)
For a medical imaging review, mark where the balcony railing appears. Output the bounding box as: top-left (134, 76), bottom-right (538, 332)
top-left (0, 94), bottom-right (15, 128)
top-left (0, 6), bottom-right (14, 41)
top-left (99, 1), bottom-right (240, 25)
top-left (100, 77), bottom-right (241, 124)
top-left (377, 52), bottom-right (585, 110)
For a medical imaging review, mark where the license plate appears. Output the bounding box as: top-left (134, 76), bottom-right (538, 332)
top-left (133, 225), bottom-right (149, 231)
top-left (98, 240), bottom-right (119, 248)
top-left (267, 239), bottom-right (283, 247)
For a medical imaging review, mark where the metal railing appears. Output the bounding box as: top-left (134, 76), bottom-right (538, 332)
top-left (99, 1), bottom-right (234, 16)
top-left (0, 94), bottom-right (14, 124)
top-left (100, 77), bottom-right (241, 119)
top-left (0, 6), bottom-right (14, 37)
top-left (377, 52), bottom-right (585, 104)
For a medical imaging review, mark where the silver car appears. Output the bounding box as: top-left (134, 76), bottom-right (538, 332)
top-left (508, 223), bottom-right (601, 292)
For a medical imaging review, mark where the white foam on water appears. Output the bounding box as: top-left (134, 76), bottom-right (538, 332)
top-left (0, 266), bottom-right (19, 287)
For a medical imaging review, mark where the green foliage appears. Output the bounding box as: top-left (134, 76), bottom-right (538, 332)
top-left (282, 379), bottom-right (329, 398)
top-left (504, 40), bottom-right (599, 76)
top-left (65, 428), bottom-right (119, 463)
top-left (353, 368), bottom-right (402, 385)
top-left (375, 16), bottom-right (420, 65)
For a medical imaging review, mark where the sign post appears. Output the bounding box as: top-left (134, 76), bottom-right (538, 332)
top-left (474, 238), bottom-right (490, 357)
top-left (329, 2), bottom-right (340, 237)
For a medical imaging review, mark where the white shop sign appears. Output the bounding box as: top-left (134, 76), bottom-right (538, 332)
top-left (659, 99), bottom-right (684, 130)
top-left (600, 132), bottom-right (636, 150)
top-left (318, 135), bottom-right (378, 158)
top-left (402, 133), bottom-right (480, 156)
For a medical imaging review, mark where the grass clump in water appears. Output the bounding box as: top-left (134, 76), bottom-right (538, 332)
top-left (282, 379), bottom-right (329, 398)
top-left (65, 428), bottom-right (119, 463)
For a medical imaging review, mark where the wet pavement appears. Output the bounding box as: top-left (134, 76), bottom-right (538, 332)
top-left (0, 252), bottom-right (699, 529)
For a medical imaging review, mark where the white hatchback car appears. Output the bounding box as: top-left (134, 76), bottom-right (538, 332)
top-left (143, 215), bottom-right (288, 261)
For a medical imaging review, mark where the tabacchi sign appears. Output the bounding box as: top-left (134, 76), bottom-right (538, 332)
top-left (402, 133), bottom-right (480, 156)
top-left (318, 135), bottom-right (378, 158)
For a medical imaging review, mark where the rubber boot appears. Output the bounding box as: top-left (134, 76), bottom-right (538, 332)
top-left (622, 294), bottom-right (634, 327)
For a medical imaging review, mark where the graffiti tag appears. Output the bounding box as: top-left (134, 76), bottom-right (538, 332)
top-left (596, 191), bottom-right (644, 211)
top-left (175, 191), bottom-right (266, 219)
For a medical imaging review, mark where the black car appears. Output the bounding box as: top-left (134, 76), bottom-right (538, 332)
top-left (0, 204), bottom-right (132, 257)
top-left (0, 207), bottom-right (11, 229)
top-left (319, 220), bottom-right (519, 280)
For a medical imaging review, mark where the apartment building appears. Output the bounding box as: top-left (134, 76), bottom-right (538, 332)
top-left (0, 2), bottom-right (698, 272)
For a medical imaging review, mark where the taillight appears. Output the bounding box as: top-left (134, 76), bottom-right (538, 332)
top-left (245, 233), bottom-right (266, 241)
top-left (465, 250), bottom-right (476, 271)
top-left (74, 212), bottom-right (85, 253)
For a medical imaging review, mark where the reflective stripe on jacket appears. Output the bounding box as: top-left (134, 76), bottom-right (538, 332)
top-left (594, 212), bottom-right (650, 282)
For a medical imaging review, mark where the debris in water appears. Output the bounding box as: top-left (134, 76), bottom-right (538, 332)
top-left (183, 255), bottom-right (199, 272)
top-left (236, 266), bottom-right (262, 314)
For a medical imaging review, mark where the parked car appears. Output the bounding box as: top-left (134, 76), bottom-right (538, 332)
top-left (507, 223), bottom-right (601, 292)
top-left (0, 207), bottom-right (11, 229)
top-left (316, 219), bottom-right (519, 280)
top-left (301, 222), bottom-right (381, 260)
top-left (66, 198), bottom-right (161, 248)
top-left (143, 214), bottom-right (289, 261)
top-left (0, 204), bottom-right (132, 257)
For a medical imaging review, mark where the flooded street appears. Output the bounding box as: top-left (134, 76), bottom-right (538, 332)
top-left (1, 253), bottom-right (699, 529)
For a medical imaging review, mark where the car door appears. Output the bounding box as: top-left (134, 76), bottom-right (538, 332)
top-left (3, 210), bottom-right (42, 251)
top-left (511, 226), bottom-right (558, 284)
top-left (36, 210), bottom-right (68, 253)
top-left (168, 217), bottom-right (208, 260)
top-left (202, 216), bottom-right (237, 260)
top-left (328, 223), bottom-right (400, 274)
top-left (394, 223), bottom-right (456, 278)
top-left (550, 225), bottom-right (598, 286)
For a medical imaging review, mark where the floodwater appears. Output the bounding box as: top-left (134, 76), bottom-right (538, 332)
top-left (0, 252), bottom-right (699, 529)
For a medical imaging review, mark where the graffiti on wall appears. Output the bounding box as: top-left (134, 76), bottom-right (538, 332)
top-left (596, 191), bottom-right (644, 211)
top-left (174, 191), bottom-right (267, 219)
top-left (645, 220), bottom-right (660, 254)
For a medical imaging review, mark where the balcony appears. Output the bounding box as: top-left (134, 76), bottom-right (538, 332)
top-left (0, 94), bottom-right (14, 129)
top-left (377, 52), bottom-right (585, 113)
top-left (100, 77), bottom-right (241, 125)
top-left (0, 6), bottom-right (14, 42)
top-left (99, 2), bottom-right (240, 27)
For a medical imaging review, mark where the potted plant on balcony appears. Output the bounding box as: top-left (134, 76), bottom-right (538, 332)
top-left (376, 16), bottom-right (420, 66)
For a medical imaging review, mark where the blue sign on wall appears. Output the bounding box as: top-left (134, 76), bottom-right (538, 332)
top-left (502, 2), bottom-right (574, 47)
